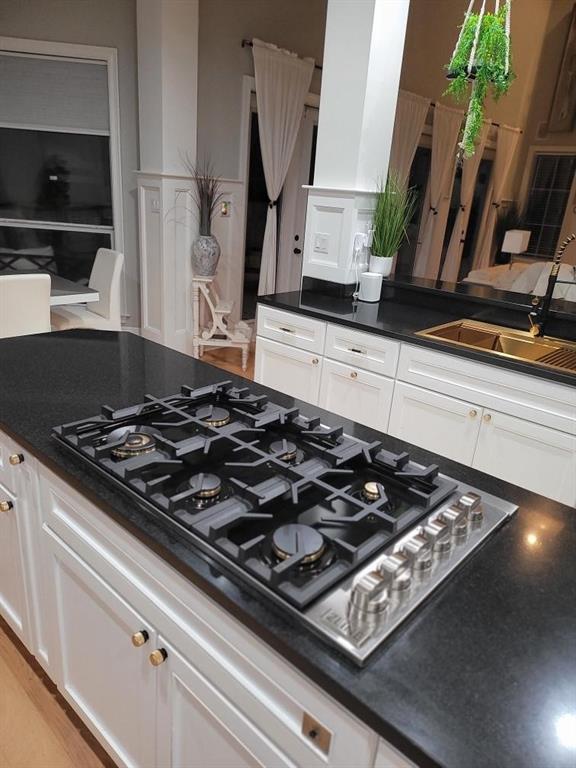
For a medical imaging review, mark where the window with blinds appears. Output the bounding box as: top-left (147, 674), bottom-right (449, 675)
top-left (524, 154), bottom-right (576, 258)
top-left (0, 51), bottom-right (114, 284)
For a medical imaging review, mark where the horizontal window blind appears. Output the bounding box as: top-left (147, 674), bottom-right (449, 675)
top-left (0, 53), bottom-right (109, 132)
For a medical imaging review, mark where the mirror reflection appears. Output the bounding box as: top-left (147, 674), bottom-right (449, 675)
top-left (391, 0), bottom-right (576, 310)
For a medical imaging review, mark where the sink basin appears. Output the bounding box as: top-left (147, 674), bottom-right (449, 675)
top-left (417, 320), bottom-right (576, 373)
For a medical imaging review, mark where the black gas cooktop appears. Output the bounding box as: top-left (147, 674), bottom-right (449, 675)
top-left (52, 381), bottom-right (516, 663)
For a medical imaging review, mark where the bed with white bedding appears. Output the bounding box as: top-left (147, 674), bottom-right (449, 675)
top-left (463, 261), bottom-right (576, 302)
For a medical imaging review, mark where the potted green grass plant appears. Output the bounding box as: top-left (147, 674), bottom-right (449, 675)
top-left (445, 0), bottom-right (513, 158)
top-left (370, 173), bottom-right (417, 277)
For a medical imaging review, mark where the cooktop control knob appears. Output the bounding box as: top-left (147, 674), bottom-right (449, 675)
top-left (403, 533), bottom-right (433, 572)
top-left (380, 552), bottom-right (412, 591)
top-left (425, 518), bottom-right (452, 554)
top-left (456, 491), bottom-right (484, 524)
top-left (442, 505), bottom-right (469, 538)
top-left (349, 570), bottom-right (390, 614)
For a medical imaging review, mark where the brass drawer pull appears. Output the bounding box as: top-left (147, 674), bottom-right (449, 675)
top-left (311, 358), bottom-right (319, 365)
top-left (131, 630), bottom-right (149, 647)
top-left (469, 409), bottom-right (477, 418)
top-left (149, 648), bottom-right (168, 666)
top-left (279, 326), bottom-right (294, 333)
top-left (483, 413), bottom-right (492, 423)
top-left (0, 500), bottom-right (14, 513)
top-left (348, 347), bottom-right (364, 354)
top-left (350, 371), bottom-right (358, 379)
top-left (9, 454), bottom-right (24, 466)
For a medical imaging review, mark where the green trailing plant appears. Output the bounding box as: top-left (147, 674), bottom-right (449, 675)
top-left (445, 1), bottom-right (514, 158)
top-left (371, 173), bottom-right (418, 259)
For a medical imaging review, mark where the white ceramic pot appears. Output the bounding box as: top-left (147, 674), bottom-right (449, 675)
top-left (369, 254), bottom-right (394, 277)
top-left (192, 234), bottom-right (221, 276)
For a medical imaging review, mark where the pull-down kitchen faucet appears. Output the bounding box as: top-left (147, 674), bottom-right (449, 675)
top-left (528, 233), bottom-right (576, 338)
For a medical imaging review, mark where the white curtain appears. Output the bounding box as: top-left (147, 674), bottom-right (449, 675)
top-left (472, 124), bottom-right (522, 270)
top-left (441, 121), bottom-right (491, 282)
top-left (413, 104), bottom-right (463, 279)
top-left (389, 90), bottom-right (431, 187)
top-left (252, 39), bottom-right (314, 296)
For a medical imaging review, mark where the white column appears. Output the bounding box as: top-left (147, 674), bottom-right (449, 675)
top-left (136, 0), bottom-right (199, 353)
top-left (302, 0), bottom-right (410, 287)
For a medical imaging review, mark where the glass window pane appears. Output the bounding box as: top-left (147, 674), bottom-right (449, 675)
top-left (554, 156), bottom-right (576, 191)
top-left (0, 128), bottom-right (112, 226)
top-left (0, 226), bottom-right (111, 283)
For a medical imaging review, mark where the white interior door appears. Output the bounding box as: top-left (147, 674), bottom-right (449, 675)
top-left (276, 106), bottom-right (318, 293)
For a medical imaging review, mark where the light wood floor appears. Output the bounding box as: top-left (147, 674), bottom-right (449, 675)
top-left (0, 617), bottom-right (114, 768)
top-left (200, 344), bottom-right (256, 381)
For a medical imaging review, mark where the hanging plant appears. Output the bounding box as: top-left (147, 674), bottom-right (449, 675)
top-left (444, 1), bottom-right (514, 158)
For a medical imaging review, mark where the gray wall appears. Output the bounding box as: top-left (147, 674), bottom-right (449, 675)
top-left (197, 0), bottom-right (327, 180)
top-left (0, 0), bottom-right (141, 326)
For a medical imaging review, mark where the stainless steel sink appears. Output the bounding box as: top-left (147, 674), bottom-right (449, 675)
top-left (417, 320), bottom-right (576, 373)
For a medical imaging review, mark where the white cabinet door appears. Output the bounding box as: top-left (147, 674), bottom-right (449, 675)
top-left (389, 382), bottom-right (482, 465)
top-left (45, 528), bottom-right (157, 768)
top-left (319, 358), bottom-right (393, 432)
top-left (0, 482), bottom-right (29, 644)
top-left (473, 411), bottom-right (576, 507)
top-left (155, 637), bottom-right (293, 768)
top-left (255, 336), bottom-right (322, 404)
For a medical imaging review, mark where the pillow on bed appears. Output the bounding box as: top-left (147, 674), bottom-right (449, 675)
top-left (508, 262), bottom-right (547, 294)
top-left (532, 263), bottom-right (576, 301)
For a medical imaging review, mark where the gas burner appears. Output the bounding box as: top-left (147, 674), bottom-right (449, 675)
top-left (189, 473), bottom-right (222, 499)
top-left (272, 524), bottom-right (326, 564)
top-left (196, 405), bottom-right (231, 428)
top-left (362, 481), bottom-right (386, 502)
top-left (109, 426), bottom-right (161, 458)
top-left (270, 439), bottom-right (298, 462)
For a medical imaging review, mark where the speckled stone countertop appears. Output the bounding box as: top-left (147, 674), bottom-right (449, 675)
top-left (258, 289), bottom-right (576, 387)
top-left (1, 330), bottom-right (575, 768)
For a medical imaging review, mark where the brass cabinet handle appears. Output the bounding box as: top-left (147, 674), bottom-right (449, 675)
top-left (131, 630), bottom-right (149, 647)
top-left (149, 648), bottom-right (168, 666)
top-left (9, 453), bottom-right (24, 466)
top-left (0, 500), bottom-right (13, 513)
top-left (483, 413), bottom-right (492, 423)
top-left (469, 409), bottom-right (478, 418)
top-left (350, 371), bottom-right (358, 379)
top-left (311, 358), bottom-right (319, 365)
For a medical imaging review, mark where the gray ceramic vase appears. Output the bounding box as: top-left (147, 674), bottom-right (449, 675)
top-left (192, 234), bottom-right (221, 276)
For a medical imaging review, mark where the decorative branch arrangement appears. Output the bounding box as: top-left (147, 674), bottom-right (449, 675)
top-left (444, 0), bottom-right (514, 158)
top-left (182, 154), bottom-right (224, 236)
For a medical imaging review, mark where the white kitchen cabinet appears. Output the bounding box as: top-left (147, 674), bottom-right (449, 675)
top-left (155, 637), bottom-right (293, 768)
top-left (255, 336), bottom-right (322, 404)
top-left (44, 527), bottom-right (157, 768)
top-left (0, 481), bottom-right (29, 644)
top-left (319, 358), bottom-right (393, 432)
top-left (389, 381), bottom-right (482, 465)
top-left (472, 410), bottom-right (576, 506)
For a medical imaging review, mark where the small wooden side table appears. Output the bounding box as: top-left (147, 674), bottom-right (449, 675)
top-left (191, 276), bottom-right (252, 371)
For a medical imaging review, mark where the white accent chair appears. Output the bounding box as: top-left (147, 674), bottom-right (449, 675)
top-left (0, 274), bottom-right (51, 339)
top-left (51, 248), bottom-right (124, 331)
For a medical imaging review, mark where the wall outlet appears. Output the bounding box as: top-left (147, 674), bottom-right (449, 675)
top-left (314, 233), bottom-right (329, 253)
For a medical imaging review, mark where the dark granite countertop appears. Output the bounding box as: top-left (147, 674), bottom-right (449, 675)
top-left (258, 289), bottom-right (576, 387)
top-left (1, 331), bottom-right (575, 768)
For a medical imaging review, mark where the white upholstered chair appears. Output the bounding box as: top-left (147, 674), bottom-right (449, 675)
top-left (51, 248), bottom-right (124, 331)
top-left (0, 274), bottom-right (51, 339)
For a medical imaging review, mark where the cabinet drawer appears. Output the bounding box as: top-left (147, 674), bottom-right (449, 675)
top-left (389, 382), bottom-right (482, 465)
top-left (319, 359), bottom-right (393, 432)
top-left (398, 344), bottom-right (576, 435)
top-left (257, 305), bottom-right (326, 354)
top-left (472, 410), bottom-right (576, 507)
top-left (255, 337), bottom-right (322, 405)
top-left (325, 324), bottom-right (400, 378)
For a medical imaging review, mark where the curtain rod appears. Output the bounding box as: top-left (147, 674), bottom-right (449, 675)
top-left (241, 39), bottom-right (323, 71)
top-left (428, 100), bottom-right (523, 131)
